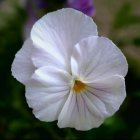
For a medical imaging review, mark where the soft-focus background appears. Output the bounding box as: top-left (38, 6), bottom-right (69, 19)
top-left (0, 0), bottom-right (140, 139)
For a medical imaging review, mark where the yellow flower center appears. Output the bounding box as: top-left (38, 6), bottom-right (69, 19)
top-left (73, 80), bottom-right (86, 93)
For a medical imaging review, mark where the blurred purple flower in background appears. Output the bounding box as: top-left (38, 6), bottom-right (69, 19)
top-left (23, 0), bottom-right (48, 38)
top-left (34, 0), bottom-right (48, 9)
top-left (65, 0), bottom-right (95, 17)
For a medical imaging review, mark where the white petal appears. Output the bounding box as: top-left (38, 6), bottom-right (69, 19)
top-left (71, 36), bottom-right (128, 80)
top-left (83, 91), bottom-right (109, 117)
top-left (31, 46), bottom-right (66, 70)
top-left (31, 8), bottom-right (97, 72)
top-left (32, 66), bottom-right (72, 86)
top-left (86, 75), bottom-right (126, 115)
top-left (58, 91), bottom-right (80, 129)
top-left (11, 38), bottom-right (35, 84)
top-left (71, 36), bottom-right (99, 77)
top-left (80, 91), bottom-right (107, 129)
top-left (58, 90), bottom-right (108, 130)
top-left (25, 79), bottom-right (69, 122)
top-left (25, 66), bottom-right (72, 121)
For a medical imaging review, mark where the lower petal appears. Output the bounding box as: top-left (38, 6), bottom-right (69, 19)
top-left (57, 90), bottom-right (107, 130)
top-left (57, 91), bottom-right (78, 129)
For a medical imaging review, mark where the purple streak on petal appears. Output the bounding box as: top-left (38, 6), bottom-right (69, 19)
top-left (65, 0), bottom-right (95, 16)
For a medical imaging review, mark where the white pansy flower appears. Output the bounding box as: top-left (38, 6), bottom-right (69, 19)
top-left (11, 8), bottom-right (128, 131)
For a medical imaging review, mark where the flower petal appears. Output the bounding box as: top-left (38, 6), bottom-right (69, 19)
top-left (58, 90), bottom-right (108, 130)
top-left (58, 91), bottom-right (79, 129)
top-left (31, 66), bottom-right (72, 86)
top-left (31, 45), bottom-right (67, 70)
top-left (25, 80), bottom-right (69, 122)
top-left (71, 36), bottom-right (128, 80)
top-left (25, 66), bottom-right (72, 121)
top-left (11, 38), bottom-right (35, 84)
top-left (80, 91), bottom-right (107, 129)
top-left (86, 75), bottom-right (126, 115)
top-left (71, 36), bottom-right (99, 77)
top-left (31, 8), bottom-right (97, 72)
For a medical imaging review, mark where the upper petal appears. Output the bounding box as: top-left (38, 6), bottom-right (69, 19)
top-left (31, 8), bottom-right (98, 72)
top-left (71, 36), bottom-right (128, 80)
top-left (71, 36), bottom-right (99, 77)
top-left (11, 38), bottom-right (35, 84)
top-left (31, 44), bottom-right (67, 71)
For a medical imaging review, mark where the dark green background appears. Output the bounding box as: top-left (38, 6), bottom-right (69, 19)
top-left (0, 0), bottom-right (140, 139)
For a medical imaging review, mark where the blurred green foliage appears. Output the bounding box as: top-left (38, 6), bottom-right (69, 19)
top-left (0, 0), bottom-right (140, 139)
top-left (113, 3), bottom-right (140, 29)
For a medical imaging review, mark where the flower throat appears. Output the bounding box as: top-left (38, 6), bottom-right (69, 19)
top-left (73, 80), bottom-right (86, 93)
